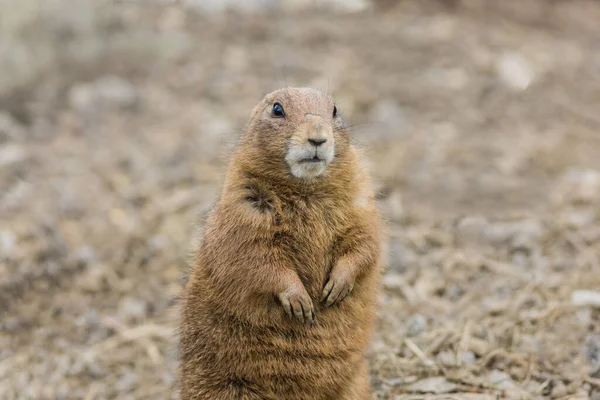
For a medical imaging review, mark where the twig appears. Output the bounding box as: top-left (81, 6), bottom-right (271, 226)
top-left (85, 321), bottom-right (172, 363)
top-left (456, 320), bottom-right (472, 367)
top-left (404, 338), bottom-right (436, 368)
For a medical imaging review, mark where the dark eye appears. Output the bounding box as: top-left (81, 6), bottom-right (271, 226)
top-left (333, 106), bottom-right (338, 118)
top-left (272, 103), bottom-right (285, 118)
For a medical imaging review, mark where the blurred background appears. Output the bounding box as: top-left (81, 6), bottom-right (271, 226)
top-left (1, 0), bottom-right (600, 398)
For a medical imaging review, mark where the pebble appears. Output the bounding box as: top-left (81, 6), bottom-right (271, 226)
top-left (0, 112), bottom-right (26, 140)
top-left (459, 351), bottom-right (476, 365)
top-left (497, 52), bottom-right (535, 91)
top-left (76, 267), bottom-right (105, 292)
top-left (0, 143), bottom-right (27, 167)
top-left (554, 168), bottom-right (600, 205)
top-left (380, 189), bottom-right (404, 222)
top-left (120, 297), bottom-right (149, 321)
top-left (486, 370), bottom-right (517, 389)
top-left (115, 372), bottom-right (138, 392)
top-left (455, 215), bottom-right (488, 244)
top-left (468, 337), bottom-right (489, 356)
top-left (483, 219), bottom-right (544, 247)
top-left (382, 273), bottom-right (406, 290)
top-left (69, 75), bottom-right (138, 115)
top-left (560, 208), bottom-right (597, 229)
top-left (387, 238), bottom-right (414, 272)
top-left (367, 98), bottom-right (411, 143)
top-left (404, 376), bottom-right (458, 394)
top-left (551, 381), bottom-right (568, 399)
top-left (189, 0), bottom-right (371, 13)
top-left (0, 230), bottom-right (16, 253)
top-left (585, 334), bottom-right (600, 368)
top-left (572, 290), bottom-right (600, 308)
top-left (406, 314), bottom-right (427, 337)
top-left (438, 350), bottom-right (456, 367)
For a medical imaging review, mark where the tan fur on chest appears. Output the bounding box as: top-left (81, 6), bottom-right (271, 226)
top-left (255, 188), bottom-right (353, 297)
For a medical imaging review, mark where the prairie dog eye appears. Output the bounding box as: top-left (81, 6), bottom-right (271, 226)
top-left (272, 103), bottom-right (285, 118)
top-left (333, 106), bottom-right (337, 118)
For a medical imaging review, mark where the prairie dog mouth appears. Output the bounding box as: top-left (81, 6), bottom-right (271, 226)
top-left (298, 156), bottom-right (325, 163)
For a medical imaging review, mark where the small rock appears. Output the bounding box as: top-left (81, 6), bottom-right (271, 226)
top-left (86, 361), bottom-right (107, 379)
top-left (0, 112), bottom-right (26, 141)
top-left (387, 238), bottom-right (414, 272)
top-left (428, 15), bottom-right (457, 41)
top-left (120, 297), bottom-right (149, 321)
top-left (468, 337), bottom-right (489, 356)
top-left (69, 84), bottom-right (95, 113)
top-left (283, 0), bottom-right (371, 13)
top-left (406, 314), bottom-right (427, 337)
top-left (367, 99), bottom-right (411, 143)
top-left (382, 377), bottom-right (404, 387)
top-left (426, 67), bottom-right (468, 91)
top-left (0, 230), bottom-right (16, 253)
top-left (382, 273), bottom-right (405, 290)
top-left (189, 0), bottom-right (371, 13)
top-left (76, 267), bottom-right (105, 292)
top-left (115, 372), bottom-right (138, 392)
top-left (438, 350), bottom-right (456, 367)
top-left (404, 376), bottom-right (458, 394)
top-left (55, 384), bottom-right (69, 399)
top-left (568, 389), bottom-right (591, 400)
top-left (449, 395), bottom-right (497, 400)
top-left (550, 381), bottom-right (568, 399)
top-left (447, 284), bottom-right (465, 301)
top-left (460, 351), bottom-right (476, 365)
top-left (187, 0), bottom-right (268, 13)
top-left (483, 219), bottom-right (544, 247)
top-left (585, 334), bottom-right (600, 370)
top-left (497, 52), bottom-right (535, 91)
top-left (329, 0), bottom-right (370, 13)
top-left (572, 290), bottom-right (600, 308)
top-left (380, 189), bottom-right (404, 222)
top-left (93, 76), bottom-right (139, 109)
top-left (554, 168), bottom-right (600, 205)
top-left (486, 370), bottom-right (517, 389)
top-left (503, 388), bottom-right (526, 399)
top-left (161, 372), bottom-right (177, 386)
top-left (69, 75), bottom-right (138, 114)
top-left (455, 215), bottom-right (488, 244)
top-left (510, 365), bottom-right (528, 381)
top-left (73, 246), bottom-right (95, 264)
top-left (158, 6), bottom-right (186, 31)
top-left (0, 143), bottom-right (27, 167)
top-left (576, 308), bottom-right (593, 327)
top-left (560, 208), bottom-right (597, 229)
top-left (520, 334), bottom-right (541, 353)
top-left (74, 310), bottom-right (104, 342)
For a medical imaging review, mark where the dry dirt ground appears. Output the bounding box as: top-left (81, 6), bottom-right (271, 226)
top-left (1, 1), bottom-right (600, 399)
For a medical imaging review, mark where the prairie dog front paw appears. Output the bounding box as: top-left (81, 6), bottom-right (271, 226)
top-left (278, 284), bottom-right (315, 324)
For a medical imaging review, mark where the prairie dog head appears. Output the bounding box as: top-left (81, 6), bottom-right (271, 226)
top-left (243, 87), bottom-right (348, 179)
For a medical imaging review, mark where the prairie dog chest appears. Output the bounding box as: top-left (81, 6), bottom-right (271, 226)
top-left (274, 195), bottom-right (350, 267)
top-left (282, 193), bottom-right (344, 228)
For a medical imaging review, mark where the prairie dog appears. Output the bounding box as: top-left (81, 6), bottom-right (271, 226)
top-left (180, 87), bottom-right (382, 400)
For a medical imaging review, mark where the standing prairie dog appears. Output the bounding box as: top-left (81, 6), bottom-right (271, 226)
top-left (180, 87), bottom-right (382, 400)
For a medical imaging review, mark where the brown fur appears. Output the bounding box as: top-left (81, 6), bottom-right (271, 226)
top-left (179, 87), bottom-right (382, 400)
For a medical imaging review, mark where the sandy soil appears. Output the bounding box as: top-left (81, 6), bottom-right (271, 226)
top-left (1, 1), bottom-right (600, 398)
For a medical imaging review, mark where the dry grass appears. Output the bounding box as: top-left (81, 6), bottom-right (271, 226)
top-left (1, 1), bottom-right (600, 399)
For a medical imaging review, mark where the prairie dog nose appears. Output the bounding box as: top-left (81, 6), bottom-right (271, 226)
top-left (308, 138), bottom-right (327, 147)
top-left (305, 113), bottom-right (330, 147)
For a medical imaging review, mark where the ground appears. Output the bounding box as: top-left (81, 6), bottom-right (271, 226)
top-left (1, 0), bottom-right (600, 399)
